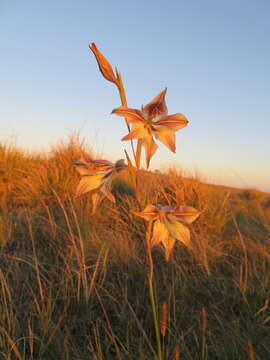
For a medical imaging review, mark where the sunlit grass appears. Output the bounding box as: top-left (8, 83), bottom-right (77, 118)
top-left (0, 137), bottom-right (269, 359)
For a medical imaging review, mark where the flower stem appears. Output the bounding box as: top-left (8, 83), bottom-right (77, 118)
top-left (115, 69), bottom-right (137, 165)
top-left (146, 221), bottom-right (163, 360)
top-left (148, 278), bottom-right (164, 360)
top-left (146, 221), bottom-right (154, 283)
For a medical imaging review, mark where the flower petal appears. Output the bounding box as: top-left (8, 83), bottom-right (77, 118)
top-left (121, 123), bottom-right (149, 141)
top-left (143, 136), bottom-right (158, 168)
top-left (142, 88), bottom-right (168, 119)
top-left (112, 106), bottom-right (145, 124)
top-left (157, 205), bottom-right (175, 212)
top-left (135, 139), bottom-right (143, 169)
top-left (169, 206), bottom-right (201, 223)
top-left (75, 174), bottom-right (106, 197)
top-left (89, 43), bottom-right (118, 86)
top-left (100, 184), bottom-right (115, 203)
top-left (151, 220), bottom-right (169, 247)
top-left (166, 220), bottom-right (190, 247)
top-left (155, 113), bottom-right (188, 131)
top-left (162, 236), bottom-right (177, 260)
top-left (136, 204), bottom-right (159, 221)
top-left (154, 127), bottom-right (176, 153)
top-left (74, 160), bottom-right (94, 175)
top-left (74, 159), bottom-right (113, 175)
top-left (92, 159), bottom-right (114, 168)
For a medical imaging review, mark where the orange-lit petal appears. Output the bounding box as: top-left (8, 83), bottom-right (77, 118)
top-left (75, 174), bottom-right (106, 197)
top-left (92, 159), bottom-right (114, 168)
top-left (155, 113), bottom-right (188, 131)
top-left (89, 43), bottom-right (118, 86)
top-left (74, 159), bottom-right (113, 175)
top-left (122, 123), bottom-right (149, 141)
top-left (151, 220), bottom-right (169, 247)
top-left (100, 184), bottom-right (115, 203)
top-left (154, 127), bottom-right (176, 153)
top-left (169, 206), bottom-right (201, 223)
top-left (136, 204), bottom-right (159, 221)
top-left (162, 236), bottom-right (177, 260)
top-left (166, 220), bottom-right (190, 247)
top-left (135, 139), bottom-right (143, 169)
top-left (74, 160), bottom-right (94, 175)
top-left (142, 88), bottom-right (168, 119)
top-left (143, 136), bottom-right (158, 168)
top-left (74, 165), bottom-right (110, 176)
top-left (112, 106), bottom-right (145, 124)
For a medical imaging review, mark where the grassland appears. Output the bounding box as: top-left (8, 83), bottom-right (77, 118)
top-left (0, 138), bottom-right (269, 359)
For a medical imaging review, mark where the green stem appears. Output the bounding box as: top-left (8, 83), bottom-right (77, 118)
top-left (148, 278), bottom-right (163, 360)
top-left (146, 221), bottom-right (163, 360)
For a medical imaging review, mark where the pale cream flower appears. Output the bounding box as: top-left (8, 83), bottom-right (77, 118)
top-left (136, 204), bottom-right (200, 260)
top-left (74, 158), bottom-right (127, 212)
top-left (112, 89), bottom-right (188, 168)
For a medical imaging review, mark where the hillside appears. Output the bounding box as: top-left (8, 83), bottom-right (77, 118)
top-left (0, 139), bottom-right (269, 359)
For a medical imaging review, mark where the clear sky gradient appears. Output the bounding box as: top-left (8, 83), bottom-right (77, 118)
top-left (0, 0), bottom-right (269, 192)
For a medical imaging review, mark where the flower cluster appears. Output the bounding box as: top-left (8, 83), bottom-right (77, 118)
top-left (74, 43), bottom-right (200, 260)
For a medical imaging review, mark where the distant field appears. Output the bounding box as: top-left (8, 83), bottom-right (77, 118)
top-left (0, 138), bottom-right (269, 359)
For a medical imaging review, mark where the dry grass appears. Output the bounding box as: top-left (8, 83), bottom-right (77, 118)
top-left (0, 137), bottom-right (269, 359)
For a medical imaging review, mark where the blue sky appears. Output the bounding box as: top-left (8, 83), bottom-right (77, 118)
top-left (0, 0), bottom-right (269, 191)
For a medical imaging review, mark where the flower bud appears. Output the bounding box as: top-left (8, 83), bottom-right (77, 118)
top-left (89, 43), bottom-right (119, 86)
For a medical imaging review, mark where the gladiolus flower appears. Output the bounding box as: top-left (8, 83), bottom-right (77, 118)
top-left (74, 158), bottom-right (127, 212)
top-left (136, 204), bottom-right (200, 260)
top-left (112, 88), bottom-right (188, 168)
top-left (89, 43), bottom-right (119, 87)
